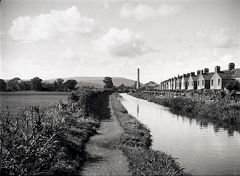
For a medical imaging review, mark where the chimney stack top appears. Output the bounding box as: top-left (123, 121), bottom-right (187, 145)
top-left (215, 66), bottom-right (220, 73)
top-left (228, 63), bottom-right (235, 70)
top-left (204, 68), bottom-right (209, 74)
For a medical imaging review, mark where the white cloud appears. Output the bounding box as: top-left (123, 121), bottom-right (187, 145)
top-left (210, 28), bottom-right (239, 48)
top-left (9, 6), bottom-right (99, 42)
top-left (94, 28), bottom-right (154, 57)
top-left (198, 28), bottom-right (239, 49)
top-left (120, 3), bottom-right (179, 20)
top-left (104, 1), bottom-right (110, 10)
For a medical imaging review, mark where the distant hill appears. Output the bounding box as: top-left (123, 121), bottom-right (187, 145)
top-left (45, 77), bottom-right (136, 88)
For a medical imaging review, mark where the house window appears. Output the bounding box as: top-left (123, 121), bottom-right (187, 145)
top-left (202, 80), bottom-right (204, 86)
top-left (192, 81), bottom-right (193, 86)
top-left (218, 79), bottom-right (221, 86)
top-left (198, 81), bottom-right (199, 86)
top-left (211, 79), bottom-right (213, 86)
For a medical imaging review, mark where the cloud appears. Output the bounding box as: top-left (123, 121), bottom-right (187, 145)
top-left (198, 28), bottom-right (239, 49)
top-left (94, 28), bottom-right (155, 57)
top-left (62, 48), bottom-right (87, 59)
top-left (9, 6), bottom-right (99, 42)
top-left (120, 3), bottom-right (179, 20)
top-left (210, 28), bottom-right (239, 48)
top-left (103, 1), bottom-right (110, 10)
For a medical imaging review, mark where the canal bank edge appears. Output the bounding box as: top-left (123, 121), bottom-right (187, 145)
top-left (111, 93), bottom-right (190, 176)
top-left (129, 91), bottom-right (240, 133)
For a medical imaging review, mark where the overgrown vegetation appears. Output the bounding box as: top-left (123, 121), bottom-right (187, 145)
top-left (130, 92), bottom-right (240, 131)
top-left (225, 80), bottom-right (240, 92)
top-left (111, 94), bottom-right (189, 176)
top-left (0, 90), bottom-right (104, 175)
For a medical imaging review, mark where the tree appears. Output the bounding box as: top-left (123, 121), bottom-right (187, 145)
top-left (103, 77), bottom-right (114, 89)
top-left (0, 79), bottom-right (7, 91)
top-left (31, 77), bottom-right (43, 91)
top-left (6, 78), bottom-right (21, 91)
top-left (42, 83), bottom-right (55, 91)
top-left (225, 80), bottom-right (240, 92)
top-left (63, 79), bottom-right (78, 91)
top-left (19, 81), bottom-right (31, 90)
top-left (54, 78), bottom-right (64, 91)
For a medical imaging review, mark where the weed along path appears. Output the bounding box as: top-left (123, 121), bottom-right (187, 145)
top-left (81, 95), bottom-right (130, 176)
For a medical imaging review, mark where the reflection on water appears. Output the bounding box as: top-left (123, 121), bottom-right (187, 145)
top-left (137, 104), bottom-right (139, 118)
top-left (120, 93), bottom-right (240, 175)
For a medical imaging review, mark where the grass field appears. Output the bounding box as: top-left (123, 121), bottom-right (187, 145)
top-left (0, 91), bottom-right (69, 111)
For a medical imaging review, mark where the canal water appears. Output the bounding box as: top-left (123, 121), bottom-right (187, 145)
top-left (120, 93), bottom-right (240, 175)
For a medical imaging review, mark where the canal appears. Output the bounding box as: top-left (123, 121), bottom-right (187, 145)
top-left (120, 93), bottom-right (240, 175)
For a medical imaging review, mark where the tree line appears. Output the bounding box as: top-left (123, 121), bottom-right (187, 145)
top-left (0, 77), bottom-right (78, 92)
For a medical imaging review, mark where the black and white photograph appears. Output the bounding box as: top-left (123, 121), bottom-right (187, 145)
top-left (0, 0), bottom-right (240, 175)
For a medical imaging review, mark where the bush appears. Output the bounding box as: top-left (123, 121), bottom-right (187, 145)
top-left (225, 80), bottom-right (240, 92)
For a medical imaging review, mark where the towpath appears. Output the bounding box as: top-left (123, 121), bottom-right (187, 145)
top-left (81, 95), bottom-right (130, 176)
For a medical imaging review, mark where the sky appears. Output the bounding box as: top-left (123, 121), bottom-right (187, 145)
top-left (0, 0), bottom-right (239, 83)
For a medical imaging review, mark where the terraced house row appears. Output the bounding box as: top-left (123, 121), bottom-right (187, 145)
top-left (160, 63), bottom-right (240, 90)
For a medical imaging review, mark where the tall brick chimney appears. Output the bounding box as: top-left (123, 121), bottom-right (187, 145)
top-left (137, 68), bottom-right (140, 90)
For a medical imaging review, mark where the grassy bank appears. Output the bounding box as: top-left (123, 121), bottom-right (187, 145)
top-left (130, 92), bottom-right (240, 131)
top-left (0, 90), bottom-right (106, 175)
top-left (111, 93), bottom-right (189, 176)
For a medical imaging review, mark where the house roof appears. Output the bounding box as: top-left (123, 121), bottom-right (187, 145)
top-left (196, 74), bottom-right (200, 80)
top-left (190, 75), bottom-right (198, 81)
top-left (202, 72), bottom-right (214, 80)
top-left (217, 69), bottom-right (236, 79)
top-left (183, 76), bottom-right (189, 81)
top-left (161, 67), bottom-right (240, 84)
top-left (178, 76), bottom-right (182, 80)
top-left (232, 68), bottom-right (240, 78)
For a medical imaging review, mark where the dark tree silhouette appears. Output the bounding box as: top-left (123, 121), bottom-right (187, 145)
top-left (103, 77), bottom-right (114, 89)
top-left (19, 81), bottom-right (31, 90)
top-left (54, 78), bottom-right (64, 91)
top-left (6, 77), bottom-right (21, 91)
top-left (30, 77), bottom-right (43, 91)
top-left (63, 79), bottom-right (78, 91)
top-left (225, 80), bottom-right (240, 92)
top-left (0, 79), bottom-right (7, 91)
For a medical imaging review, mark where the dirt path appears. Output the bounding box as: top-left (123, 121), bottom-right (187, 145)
top-left (81, 95), bottom-right (130, 176)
